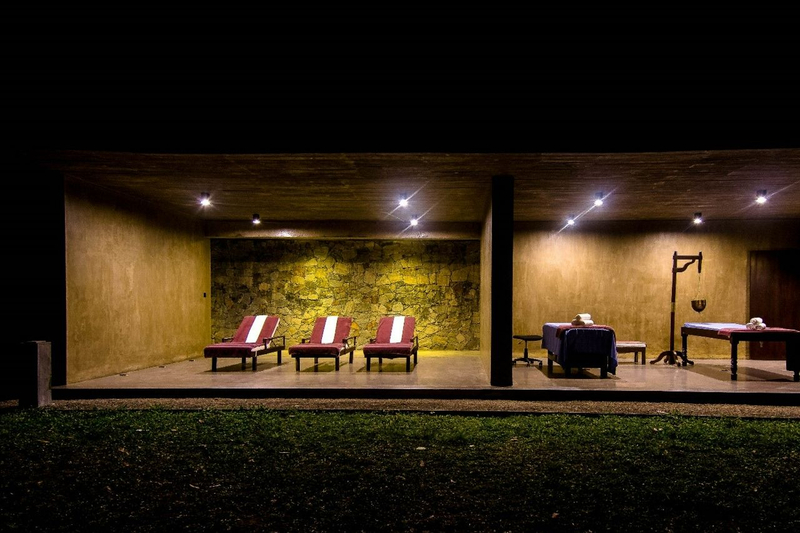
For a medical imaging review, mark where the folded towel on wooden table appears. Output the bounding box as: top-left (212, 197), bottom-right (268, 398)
top-left (746, 317), bottom-right (766, 330)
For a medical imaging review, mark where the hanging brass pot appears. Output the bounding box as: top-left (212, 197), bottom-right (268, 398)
top-left (691, 299), bottom-right (707, 313)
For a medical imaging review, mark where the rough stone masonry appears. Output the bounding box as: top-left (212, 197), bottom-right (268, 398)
top-left (211, 240), bottom-right (480, 350)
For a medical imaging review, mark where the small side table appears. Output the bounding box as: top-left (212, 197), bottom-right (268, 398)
top-left (616, 341), bottom-right (647, 365)
top-left (513, 334), bottom-right (543, 367)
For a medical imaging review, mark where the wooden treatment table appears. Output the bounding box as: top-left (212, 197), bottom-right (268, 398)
top-left (681, 322), bottom-right (800, 381)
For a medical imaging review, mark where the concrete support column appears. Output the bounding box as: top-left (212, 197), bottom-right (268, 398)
top-left (490, 175), bottom-right (514, 386)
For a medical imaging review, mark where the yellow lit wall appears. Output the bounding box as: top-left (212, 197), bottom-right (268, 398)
top-left (65, 182), bottom-right (211, 382)
top-left (210, 239), bottom-right (480, 350)
top-left (513, 220), bottom-right (800, 359)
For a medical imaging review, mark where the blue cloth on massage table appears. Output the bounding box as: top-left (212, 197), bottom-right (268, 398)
top-left (542, 322), bottom-right (618, 372)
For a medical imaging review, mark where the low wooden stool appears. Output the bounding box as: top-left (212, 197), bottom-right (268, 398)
top-left (616, 341), bottom-right (647, 365)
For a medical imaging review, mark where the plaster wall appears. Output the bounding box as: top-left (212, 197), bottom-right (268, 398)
top-left (513, 220), bottom-right (800, 358)
top-left (65, 183), bottom-right (210, 382)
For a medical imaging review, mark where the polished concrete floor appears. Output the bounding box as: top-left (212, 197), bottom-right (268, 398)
top-left (55, 350), bottom-right (800, 403)
top-left (62, 352), bottom-right (489, 391)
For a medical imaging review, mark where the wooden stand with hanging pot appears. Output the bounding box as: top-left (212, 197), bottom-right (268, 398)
top-left (652, 251), bottom-right (703, 365)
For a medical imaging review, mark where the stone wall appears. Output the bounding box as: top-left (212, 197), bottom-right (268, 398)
top-left (211, 240), bottom-right (480, 350)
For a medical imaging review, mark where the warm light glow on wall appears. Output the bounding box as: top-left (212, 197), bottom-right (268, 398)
top-left (693, 212), bottom-right (703, 225)
top-left (756, 190), bottom-right (768, 205)
top-left (199, 192), bottom-right (211, 207)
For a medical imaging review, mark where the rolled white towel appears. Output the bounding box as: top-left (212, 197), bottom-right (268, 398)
top-left (574, 313), bottom-right (592, 321)
top-left (749, 317), bottom-right (764, 325)
top-left (746, 322), bottom-right (768, 330)
top-left (746, 322), bottom-right (756, 330)
top-left (571, 319), bottom-right (595, 326)
top-left (756, 323), bottom-right (767, 330)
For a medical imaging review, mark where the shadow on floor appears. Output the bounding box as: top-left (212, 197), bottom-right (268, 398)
top-left (207, 361), bottom-right (282, 373)
top-left (299, 362), bottom-right (354, 373)
top-left (356, 362), bottom-right (417, 373)
top-left (686, 364), bottom-right (793, 382)
top-left (541, 367), bottom-right (620, 380)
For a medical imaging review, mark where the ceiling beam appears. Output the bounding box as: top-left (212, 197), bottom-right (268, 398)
top-left (205, 220), bottom-right (481, 240)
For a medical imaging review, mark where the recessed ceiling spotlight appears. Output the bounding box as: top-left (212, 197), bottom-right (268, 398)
top-left (756, 190), bottom-right (768, 205)
top-left (410, 216), bottom-right (419, 227)
top-left (199, 192), bottom-right (211, 207)
top-left (693, 212), bottom-right (703, 225)
top-left (252, 213), bottom-right (261, 225)
top-left (399, 197), bottom-right (409, 208)
top-left (594, 192), bottom-right (604, 207)
top-left (566, 215), bottom-right (576, 226)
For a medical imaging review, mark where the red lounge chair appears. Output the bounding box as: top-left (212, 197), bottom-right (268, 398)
top-left (204, 315), bottom-right (283, 371)
top-left (288, 316), bottom-right (356, 371)
top-left (362, 316), bottom-right (419, 372)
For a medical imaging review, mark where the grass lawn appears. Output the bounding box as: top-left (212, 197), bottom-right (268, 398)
top-left (1, 408), bottom-right (800, 532)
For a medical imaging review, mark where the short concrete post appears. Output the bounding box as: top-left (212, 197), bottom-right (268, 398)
top-left (20, 341), bottom-right (52, 408)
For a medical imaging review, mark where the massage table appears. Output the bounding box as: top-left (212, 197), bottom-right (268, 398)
top-left (681, 322), bottom-right (800, 381)
top-left (542, 323), bottom-right (618, 378)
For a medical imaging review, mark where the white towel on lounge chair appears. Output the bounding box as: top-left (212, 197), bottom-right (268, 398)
top-left (389, 316), bottom-right (406, 344)
top-left (321, 316), bottom-right (339, 343)
top-left (245, 315), bottom-right (268, 343)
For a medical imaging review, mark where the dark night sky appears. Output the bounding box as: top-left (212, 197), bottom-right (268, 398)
top-left (3, 11), bottom-right (799, 152)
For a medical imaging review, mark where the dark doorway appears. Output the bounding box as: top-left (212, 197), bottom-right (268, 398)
top-left (748, 250), bottom-right (800, 360)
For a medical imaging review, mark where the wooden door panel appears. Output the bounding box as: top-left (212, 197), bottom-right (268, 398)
top-left (749, 250), bottom-right (800, 360)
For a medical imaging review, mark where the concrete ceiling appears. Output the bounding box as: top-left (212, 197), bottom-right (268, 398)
top-left (38, 148), bottom-right (800, 224)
